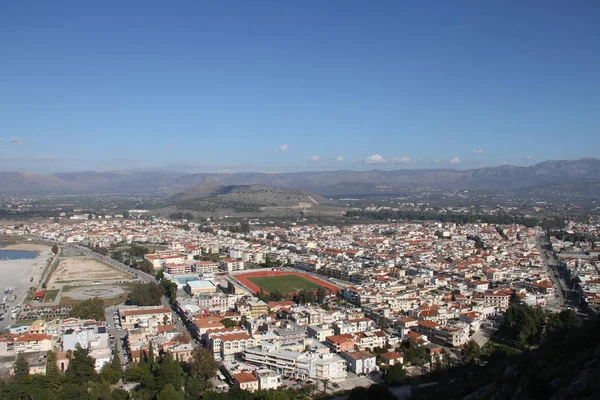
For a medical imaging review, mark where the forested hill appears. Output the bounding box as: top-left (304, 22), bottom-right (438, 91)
top-left (414, 312), bottom-right (600, 400)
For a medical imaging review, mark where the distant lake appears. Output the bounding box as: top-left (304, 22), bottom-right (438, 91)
top-left (0, 249), bottom-right (38, 261)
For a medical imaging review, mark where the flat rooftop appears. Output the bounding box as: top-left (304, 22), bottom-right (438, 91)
top-left (187, 280), bottom-right (216, 289)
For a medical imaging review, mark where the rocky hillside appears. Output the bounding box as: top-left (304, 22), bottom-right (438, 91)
top-left (170, 180), bottom-right (328, 213)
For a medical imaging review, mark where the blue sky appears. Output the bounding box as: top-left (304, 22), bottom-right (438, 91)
top-left (0, 0), bottom-right (599, 173)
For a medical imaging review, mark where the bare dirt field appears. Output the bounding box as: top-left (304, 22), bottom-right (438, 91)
top-left (48, 258), bottom-right (133, 285)
top-left (1, 243), bottom-right (51, 252)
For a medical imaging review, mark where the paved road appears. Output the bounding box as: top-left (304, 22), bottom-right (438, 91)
top-left (69, 244), bottom-right (156, 284)
top-left (536, 233), bottom-right (568, 312)
top-left (105, 307), bottom-right (129, 366)
top-left (472, 326), bottom-right (497, 347)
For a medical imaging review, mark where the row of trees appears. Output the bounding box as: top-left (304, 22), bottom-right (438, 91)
top-left (551, 230), bottom-right (598, 248)
top-left (3, 345), bottom-right (127, 399)
top-left (89, 244), bottom-right (154, 274)
top-left (345, 209), bottom-right (565, 229)
top-left (256, 286), bottom-right (329, 304)
top-left (169, 212), bottom-right (195, 221)
top-left (2, 345), bottom-right (225, 400)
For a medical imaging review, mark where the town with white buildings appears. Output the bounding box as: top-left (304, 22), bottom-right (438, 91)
top-left (0, 214), bottom-right (598, 393)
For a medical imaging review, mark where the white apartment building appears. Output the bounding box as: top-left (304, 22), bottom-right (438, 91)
top-left (254, 368), bottom-right (282, 390)
top-left (307, 325), bottom-right (334, 342)
top-left (219, 259), bottom-right (245, 272)
top-left (483, 291), bottom-right (511, 312)
top-left (341, 351), bottom-right (378, 375)
top-left (194, 261), bottom-right (220, 273)
top-left (198, 293), bottom-right (237, 311)
top-left (243, 345), bottom-right (347, 381)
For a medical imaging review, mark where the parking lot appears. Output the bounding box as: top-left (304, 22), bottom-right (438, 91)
top-left (104, 307), bottom-right (129, 366)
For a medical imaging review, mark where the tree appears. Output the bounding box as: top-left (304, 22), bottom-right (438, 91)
top-left (71, 298), bottom-right (105, 320)
top-left (316, 286), bottom-right (327, 303)
top-left (462, 340), bottom-right (481, 364)
top-left (111, 388), bottom-right (130, 400)
top-left (187, 348), bottom-right (218, 380)
top-left (385, 363), bottom-right (407, 385)
top-left (13, 351), bottom-right (30, 383)
top-left (220, 318), bottom-right (238, 328)
top-left (111, 346), bottom-right (122, 371)
top-left (127, 282), bottom-right (164, 306)
top-left (99, 362), bottom-right (121, 384)
top-left (111, 251), bottom-right (124, 263)
top-left (157, 383), bottom-right (184, 400)
top-left (66, 344), bottom-right (96, 384)
top-left (185, 375), bottom-right (212, 399)
top-left (320, 378), bottom-right (330, 395)
top-left (546, 309), bottom-right (582, 338)
top-left (124, 364), bottom-right (155, 390)
top-left (137, 259), bottom-right (154, 274)
top-left (377, 316), bottom-right (389, 330)
top-left (367, 384), bottom-right (398, 400)
top-left (45, 350), bottom-right (62, 395)
top-left (404, 344), bottom-right (426, 367)
top-left (148, 342), bottom-right (155, 365)
top-left (153, 352), bottom-right (184, 390)
top-left (160, 276), bottom-right (178, 304)
top-left (501, 301), bottom-right (546, 348)
top-left (51, 244), bottom-right (59, 254)
top-left (348, 386), bottom-right (369, 400)
top-left (174, 333), bottom-right (191, 344)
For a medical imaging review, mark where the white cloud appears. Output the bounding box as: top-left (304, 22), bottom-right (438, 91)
top-left (363, 154), bottom-right (411, 165)
top-left (525, 155), bottom-right (536, 160)
top-left (335, 156), bottom-right (344, 162)
top-left (449, 157), bottom-right (461, 164)
top-left (9, 137), bottom-right (24, 145)
top-left (309, 155), bottom-right (320, 162)
top-left (278, 144), bottom-right (288, 152)
top-left (472, 148), bottom-right (484, 154)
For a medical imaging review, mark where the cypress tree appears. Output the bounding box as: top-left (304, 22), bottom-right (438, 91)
top-left (148, 342), bottom-right (155, 364)
top-left (13, 352), bottom-right (29, 383)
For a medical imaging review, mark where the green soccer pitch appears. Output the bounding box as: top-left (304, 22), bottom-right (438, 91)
top-left (247, 274), bottom-right (324, 293)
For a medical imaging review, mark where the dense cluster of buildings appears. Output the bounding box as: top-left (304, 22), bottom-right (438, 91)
top-left (2, 215), bottom-right (598, 392)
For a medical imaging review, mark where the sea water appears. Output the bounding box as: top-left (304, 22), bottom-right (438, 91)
top-left (0, 249), bottom-right (38, 261)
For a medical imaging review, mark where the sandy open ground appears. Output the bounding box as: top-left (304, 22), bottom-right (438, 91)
top-left (48, 258), bottom-right (133, 285)
top-left (1, 243), bottom-right (51, 251)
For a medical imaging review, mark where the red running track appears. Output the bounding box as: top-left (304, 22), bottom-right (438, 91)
top-left (235, 271), bottom-right (340, 294)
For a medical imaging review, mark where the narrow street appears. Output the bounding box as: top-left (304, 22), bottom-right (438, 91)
top-left (536, 232), bottom-right (574, 311)
top-left (104, 307), bottom-right (129, 367)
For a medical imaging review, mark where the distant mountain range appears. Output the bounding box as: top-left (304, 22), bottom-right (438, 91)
top-left (0, 158), bottom-right (599, 197)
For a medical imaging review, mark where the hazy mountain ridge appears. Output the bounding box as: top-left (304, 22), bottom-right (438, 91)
top-left (0, 158), bottom-right (598, 196)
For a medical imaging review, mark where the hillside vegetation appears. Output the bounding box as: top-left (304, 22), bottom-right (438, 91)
top-left (415, 304), bottom-right (600, 400)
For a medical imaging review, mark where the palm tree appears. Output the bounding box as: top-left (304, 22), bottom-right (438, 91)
top-left (320, 378), bottom-right (330, 395)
